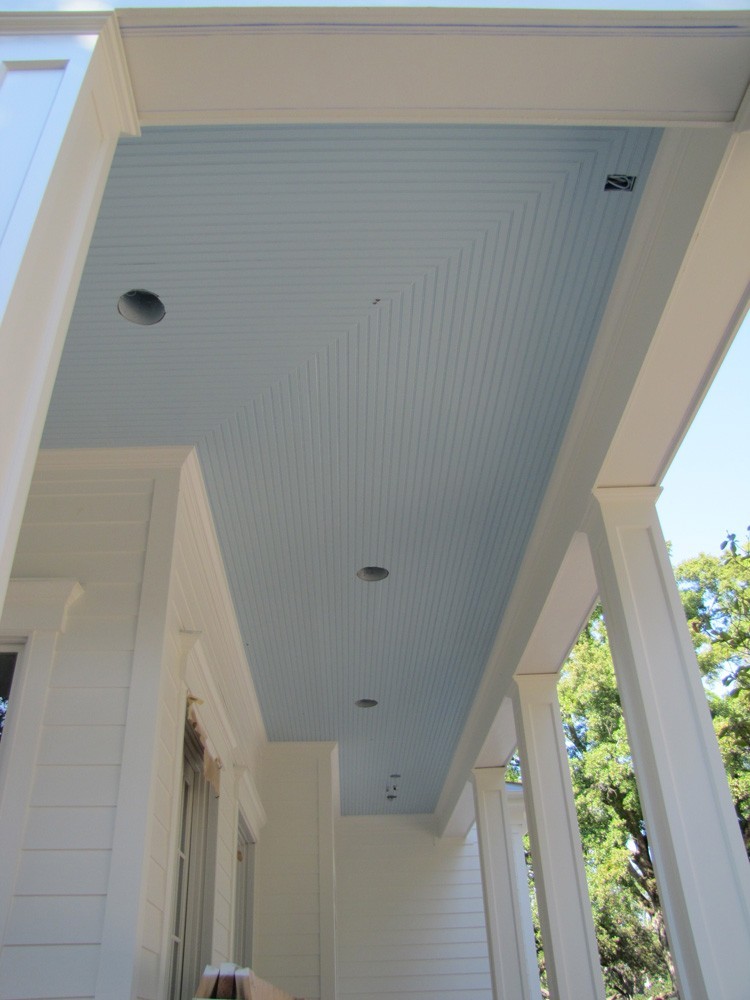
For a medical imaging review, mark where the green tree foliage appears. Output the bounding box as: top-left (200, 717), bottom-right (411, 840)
top-left (559, 612), bottom-right (673, 999)
top-left (676, 528), bottom-right (750, 850)
top-left (557, 529), bottom-right (750, 998)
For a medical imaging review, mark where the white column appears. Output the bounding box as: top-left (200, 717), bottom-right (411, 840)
top-left (588, 486), bottom-right (750, 999)
top-left (0, 17), bottom-right (138, 608)
top-left (512, 674), bottom-right (605, 1000)
top-left (472, 767), bottom-right (542, 999)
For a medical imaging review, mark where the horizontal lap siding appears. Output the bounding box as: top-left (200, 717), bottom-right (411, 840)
top-left (336, 817), bottom-right (492, 1000)
top-left (1, 473), bottom-right (152, 1000)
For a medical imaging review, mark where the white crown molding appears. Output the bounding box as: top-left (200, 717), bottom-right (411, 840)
top-left (176, 449), bottom-right (268, 769)
top-left (96, 11), bottom-right (140, 137)
top-left (115, 7), bottom-right (750, 33)
top-left (735, 79), bottom-right (750, 132)
top-left (0, 10), bottom-right (139, 133)
top-left (0, 11), bottom-right (115, 33)
top-left (112, 6), bottom-right (750, 127)
top-left (235, 764), bottom-right (267, 840)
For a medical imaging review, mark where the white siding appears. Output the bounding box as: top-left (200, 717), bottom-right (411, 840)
top-left (134, 449), bottom-right (268, 1000)
top-left (0, 468), bottom-right (152, 1000)
top-left (336, 816), bottom-right (492, 1000)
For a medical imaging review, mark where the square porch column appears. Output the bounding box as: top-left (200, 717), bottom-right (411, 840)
top-left (0, 16), bottom-right (137, 608)
top-left (512, 674), bottom-right (605, 1000)
top-left (472, 767), bottom-right (542, 999)
top-left (587, 486), bottom-right (750, 999)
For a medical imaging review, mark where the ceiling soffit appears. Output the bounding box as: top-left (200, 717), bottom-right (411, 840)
top-left (44, 124), bottom-right (660, 813)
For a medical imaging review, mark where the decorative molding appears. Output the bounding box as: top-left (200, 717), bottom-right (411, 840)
top-left (735, 79), bottom-right (750, 132)
top-left (96, 11), bottom-right (141, 137)
top-left (186, 640), bottom-right (236, 763)
top-left (114, 6), bottom-right (750, 128)
top-left (176, 450), bottom-right (268, 765)
top-left (115, 7), bottom-right (750, 36)
top-left (177, 628), bottom-right (202, 682)
top-left (0, 11), bottom-right (116, 34)
top-left (235, 765), bottom-right (267, 841)
top-left (0, 11), bottom-right (139, 134)
top-left (1, 577), bottom-right (83, 633)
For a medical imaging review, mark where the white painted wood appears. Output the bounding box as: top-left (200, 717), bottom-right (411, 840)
top-left (25, 806), bottom-right (116, 850)
top-left (587, 487), bottom-right (750, 1000)
top-left (318, 745), bottom-right (338, 1000)
top-left (504, 785), bottom-right (541, 998)
top-left (16, 850), bottom-right (111, 897)
top-left (31, 764), bottom-right (121, 807)
top-left (512, 675), bottom-right (604, 1000)
top-left (472, 768), bottom-right (541, 999)
top-left (12, 549), bottom-right (146, 585)
top-left (255, 743), bottom-right (334, 1000)
top-left (5, 895), bottom-right (106, 945)
top-left (96, 463), bottom-right (182, 1000)
top-left (336, 815), bottom-right (491, 1000)
top-left (38, 725), bottom-right (125, 766)
top-left (0, 943), bottom-right (100, 1000)
top-left (44, 686), bottom-right (129, 726)
top-left (52, 650), bottom-right (133, 688)
top-left (23, 491), bottom-right (154, 525)
top-left (113, 8), bottom-right (750, 127)
top-left (174, 451), bottom-right (267, 782)
top-left (0, 21), bottom-right (137, 610)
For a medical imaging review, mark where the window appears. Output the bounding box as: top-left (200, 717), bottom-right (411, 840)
top-left (234, 818), bottom-right (255, 966)
top-left (0, 649), bottom-right (19, 742)
top-left (170, 724), bottom-right (217, 1000)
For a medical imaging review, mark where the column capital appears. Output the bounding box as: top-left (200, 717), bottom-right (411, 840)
top-left (472, 765), bottom-right (507, 794)
top-left (592, 484), bottom-right (662, 507)
top-left (512, 671), bottom-right (561, 704)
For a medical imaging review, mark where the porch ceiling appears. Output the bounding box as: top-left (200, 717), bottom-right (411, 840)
top-left (42, 123), bottom-right (659, 814)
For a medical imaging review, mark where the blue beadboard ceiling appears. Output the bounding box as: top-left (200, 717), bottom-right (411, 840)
top-left (43, 125), bottom-right (660, 814)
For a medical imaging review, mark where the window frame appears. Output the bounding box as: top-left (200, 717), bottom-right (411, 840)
top-left (169, 722), bottom-right (218, 1000)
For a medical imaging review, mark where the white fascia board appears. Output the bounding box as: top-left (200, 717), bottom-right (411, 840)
top-left (3, 2), bottom-right (750, 12)
top-left (117, 8), bottom-right (750, 127)
top-left (3, 8), bottom-right (749, 129)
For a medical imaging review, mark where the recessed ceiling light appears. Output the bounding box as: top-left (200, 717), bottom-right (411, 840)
top-left (117, 289), bottom-right (166, 325)
top-left (356, 566), bottom-right (389, 582)
top-left (355, 698), bottom-right (378, 708)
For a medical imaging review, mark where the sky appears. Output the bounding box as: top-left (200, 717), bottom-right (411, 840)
top-left (657, 312), bottom-right (750, 566)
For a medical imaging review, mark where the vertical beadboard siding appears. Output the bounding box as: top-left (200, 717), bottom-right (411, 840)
top-left (254, 744), bottom-right (324, 1000)
top-left (336, 817), bottom-right (492, 1000)
top-left (1, 468), bottom-right (153, 1000)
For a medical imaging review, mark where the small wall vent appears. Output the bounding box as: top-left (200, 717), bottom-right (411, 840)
top-left (605, 174), bottom-right (637, 192)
